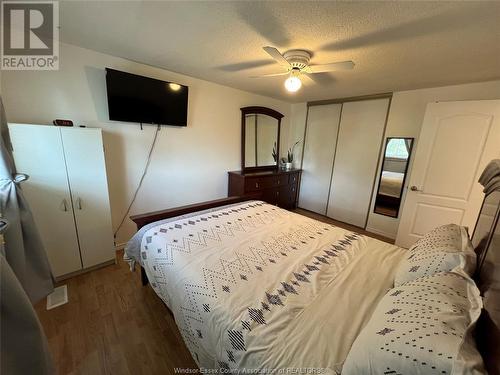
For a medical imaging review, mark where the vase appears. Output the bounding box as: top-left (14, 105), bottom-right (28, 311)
top-left (285, 162), bottom-right (292, 170)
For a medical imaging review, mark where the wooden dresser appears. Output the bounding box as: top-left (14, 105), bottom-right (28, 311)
top-left (228, 169), bottom-right (302, 209)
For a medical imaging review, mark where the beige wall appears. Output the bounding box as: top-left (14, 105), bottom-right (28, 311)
top-left (366, 80), bottom-right (500, 238)
top-left (1, 42), bottom-right (292, 245)
top-left (294, 80), bottom-right (500, 238)
top-left (3, 40), bottom-right (499, 242)
top-left (289, 102), bottom-right (308, 165)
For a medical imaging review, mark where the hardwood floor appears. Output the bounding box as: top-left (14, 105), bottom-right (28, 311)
top-left (35, 209), bottom-right (394, 374)
top-left (293, 208), bottom-right (394, 244)
top-left (35, 251), bottom-right (197, 375)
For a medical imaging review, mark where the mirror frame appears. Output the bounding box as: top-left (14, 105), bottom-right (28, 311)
top-left (241, 106), bottom-right (283, 172)
top-left (373, 137), bottom-right (414, 218)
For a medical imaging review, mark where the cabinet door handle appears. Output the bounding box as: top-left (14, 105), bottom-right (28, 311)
top-left (255, 182), bottom-right (259, 189)
top-left (60, 199), bottom-right (68, 212)
top-left (76, 197), bottom-right (82, 210)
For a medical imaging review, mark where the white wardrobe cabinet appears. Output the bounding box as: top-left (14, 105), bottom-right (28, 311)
top-left (8, 124), bottom-right (115, 278)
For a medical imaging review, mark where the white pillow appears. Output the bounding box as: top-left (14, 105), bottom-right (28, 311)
top-left (395, 224), bottom-right (476, 286)
top-left (394, 246), bottom-right (476, 286)
top-left (343, 270), bottom-right (485, 375)
top-left (409, 224), bottom-right (473, 254)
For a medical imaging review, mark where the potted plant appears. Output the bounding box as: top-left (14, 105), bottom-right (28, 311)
top-left (283, 140), bottom-right (301, 170)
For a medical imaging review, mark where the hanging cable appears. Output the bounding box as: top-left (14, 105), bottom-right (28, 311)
top-left (114, 124), bottom-right (161, 238)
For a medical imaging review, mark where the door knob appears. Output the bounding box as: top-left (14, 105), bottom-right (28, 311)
top-left (410, 186), bottom-right (421, 192)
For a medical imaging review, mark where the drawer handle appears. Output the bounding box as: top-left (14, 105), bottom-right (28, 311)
top-left (59, 199), bottom-right (68, 212)
top-left (76, 197), bottom-right (82, 210)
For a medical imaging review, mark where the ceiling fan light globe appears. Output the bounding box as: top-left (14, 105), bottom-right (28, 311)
top-left (284, 76), bottom-right (302, 92)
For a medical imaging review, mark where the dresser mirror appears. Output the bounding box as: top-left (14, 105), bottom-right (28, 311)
top-left (241, 106), bottom-right (283, 171)
top-left (374, 137), bottom-right (414, 218)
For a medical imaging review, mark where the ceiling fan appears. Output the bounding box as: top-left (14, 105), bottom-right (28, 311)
top-left (253, 46), bottom-right (355, 92)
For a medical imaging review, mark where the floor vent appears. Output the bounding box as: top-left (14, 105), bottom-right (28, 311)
top-left (46, 285), bottom-right (68, 310)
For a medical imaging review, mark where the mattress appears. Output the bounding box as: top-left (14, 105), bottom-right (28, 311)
top-left (125, 201), bottom-right (406, 372)
top-left (379, 171), bottom-right (404, 197)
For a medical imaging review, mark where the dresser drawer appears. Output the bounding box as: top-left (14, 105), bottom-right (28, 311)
top-left (276, 174), bottom-right (288, 187)
top-left (245, 176), bottom-right (277, 192)
top-left (289, 172), bottom-right (300, 185)
top-left (228, 170), bottom-right (301, 210)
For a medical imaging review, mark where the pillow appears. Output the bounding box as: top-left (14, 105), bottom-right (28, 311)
top-left (409, 224), bottom-right (473, 254)
top-left (395, 224), bottom-right (476, 286)
top-left (343, 270), bottom-right (485, 375)
top-left (394, 247), bottom-right (476, 286)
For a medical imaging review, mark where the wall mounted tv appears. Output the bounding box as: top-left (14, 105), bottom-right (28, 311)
top-left (105, 68), bottom-right (188, 126)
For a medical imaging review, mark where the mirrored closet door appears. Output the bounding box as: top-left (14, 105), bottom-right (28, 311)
top-left (298, 96), bottom-right (391, 228)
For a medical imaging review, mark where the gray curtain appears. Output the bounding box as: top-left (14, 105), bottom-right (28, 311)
top-left (1, 218), bottom-right (54, 374)
top-left (0, 97), bottom-right (54, 302)
top-left (0, 97), bottom-right (55, 374)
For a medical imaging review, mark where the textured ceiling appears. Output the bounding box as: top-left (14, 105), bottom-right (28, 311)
top-left (59, 1), bottom-right (500, 103)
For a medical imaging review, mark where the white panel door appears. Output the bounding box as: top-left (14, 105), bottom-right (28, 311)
top-left (327, 98), bottom-right (390, 227)
top-left (396, 100), bottom-right (500, 248)
top-left (299, 104), bottom-right (342, 214)
top-left (8, 124), bottom-right (82, 277)
top-left (60, 127), bottom-right (115, 268)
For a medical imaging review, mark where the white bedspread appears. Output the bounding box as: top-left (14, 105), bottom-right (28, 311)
top-left (129, 201), bottom-right (406, 372)
top-left (379, 171), bottom-right (404, 197)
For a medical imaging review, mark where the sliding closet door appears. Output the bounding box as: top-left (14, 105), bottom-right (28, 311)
top-left (327, 98), bottom-right (390, 227)
top-left (299, 104), bottom-right (342, 214)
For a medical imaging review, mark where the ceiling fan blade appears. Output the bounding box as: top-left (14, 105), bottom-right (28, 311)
top-left (250, 71), bottom-right (289, 78)
top-left (263, 46), bottom-right (290, 68)
top-left (301, 74), bottom-right (315, 85)
top-left (302, 72), bottom-right (337, 86)
top-left (308, 61), bottom-right (355, 73)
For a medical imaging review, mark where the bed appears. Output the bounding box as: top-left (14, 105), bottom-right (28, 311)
top-left (125, 190), bottom-right (500, 374)
top-left (378, 170), bottom-right (404, 198)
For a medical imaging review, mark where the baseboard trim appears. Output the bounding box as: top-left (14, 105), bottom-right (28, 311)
top-left (365, 226), bottom-right (396, 240)
top-left (55, 259), bottom-right (116, 282)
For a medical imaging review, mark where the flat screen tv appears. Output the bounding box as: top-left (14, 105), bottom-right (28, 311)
top-left (105, 68), bottom-right (188, 126)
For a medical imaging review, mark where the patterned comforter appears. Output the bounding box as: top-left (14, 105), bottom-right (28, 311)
top-left (125, 201), bottom-right (406, 372)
